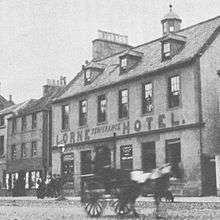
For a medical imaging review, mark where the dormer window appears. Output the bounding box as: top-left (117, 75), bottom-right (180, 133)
top-left (169, 25), bottom-right (174, 32)
top-left (84, 70), bottom-right (91, 85)
top-left (163, 42), bottom-right (171, 59)
top-left (120, 57), bottom-right (128, 73)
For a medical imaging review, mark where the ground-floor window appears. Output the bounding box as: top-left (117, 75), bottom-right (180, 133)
top-left (142, 142), bottom-right (156, 172)
top-left (5, 170), bottom-right (41, 190)
top-left (81, 151), bottom-right (92, 175)
top-left (120, 145), bottom-right (133, 170)
top-left (62, 153), bottom-right (74, 181)
top-left (165, 138), bottom-right (181, 178)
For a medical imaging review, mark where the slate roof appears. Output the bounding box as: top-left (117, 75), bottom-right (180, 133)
top-left (0, 95), bottom-right (14, 109)
top-left (55, 15), bottom-right (220, 102)
top-left (15, 86), bottom-right (64, 117)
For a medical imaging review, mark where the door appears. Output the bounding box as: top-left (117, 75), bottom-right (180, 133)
top-left (94, 146), bottom-right (111, 172)
top-left (142, 142), bottom-right (156, 172)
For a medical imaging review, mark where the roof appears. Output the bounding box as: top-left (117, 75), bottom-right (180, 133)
top-left (14, 86), bottom-right (64, 117)
top-left (0, 100), bottom-right (34, 117)
top-left (0, 95), bottom-right (14, 109)
top-left (55, 15), bottom-right (220, 102)
top-left (161, 5), bottom-right (181, 21)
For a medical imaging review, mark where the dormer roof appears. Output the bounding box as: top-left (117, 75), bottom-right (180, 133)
top-left (161, 33), bottom-right (187, 43)
top-left (119, 49), bottom-right (144, 59)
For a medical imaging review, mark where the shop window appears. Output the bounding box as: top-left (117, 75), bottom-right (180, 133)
top-left (11, 173), bottom-right (18, 189)
top-left (119, 89), bottom-right (128, 119)
top-left (94, 147), bottom-right (111, 172)
top-left (168, 75), bottom-right (180, 108)
top-left (142, 82), bottom-right (153, 114)
top-left (81, 151), bottom-right (92, 175)
top-left (62, 104), bottom-right (70, 130)
top-left (97, 94), bottom-right (107, 123)
top-left (31, 142), bottom-right (37, 157)
top-left (120, 145), bottom-right (133, 170)
top-left (32, 113), bottom-right (37, 129)
top-left (11, 145), bottom-right (16, 160)
top-left (21, 116), bottom-right (27, 131)
top-left (163, 42), bottom-right (171, 59)
top-left (29, 171), bottom-right (40, 189)
top-left (62, 153), bottom-right (74, 182)
top-left (0, 115), bottom-right (4, 126)
top-left (79, 100), bottom-right (87, 126)
top-left (142, 142), bottom-right (156, 172)
top-left (0, 136), bottom-right (4, 155)
top-left (21, 143), bottom-right (27, 158)
top-left (166, 138), bottom-right (181, 178)
top-left (12, 118), bottom-right (17, 134)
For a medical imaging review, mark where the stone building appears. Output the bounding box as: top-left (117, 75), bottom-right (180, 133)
top-left (5, 78), bottom-right (65, 195)
top-left (52, 7), bottom-right (220, 196)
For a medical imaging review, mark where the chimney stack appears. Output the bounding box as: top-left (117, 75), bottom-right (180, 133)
top-left (92, 30), bottom-right (132, 61)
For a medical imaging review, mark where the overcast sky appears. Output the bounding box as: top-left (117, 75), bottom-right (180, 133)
top-left (0, 0), bottom-right (220, 103)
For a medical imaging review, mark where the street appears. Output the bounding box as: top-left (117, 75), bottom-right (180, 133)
top-left (0, 198), bottom-right (220, 219)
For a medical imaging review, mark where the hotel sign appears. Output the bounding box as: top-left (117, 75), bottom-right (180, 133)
top-left (56, 112), bottom-right (183, 145)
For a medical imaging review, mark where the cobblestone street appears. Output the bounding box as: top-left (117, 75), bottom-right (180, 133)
top-left (0, 198), bottom-right (220, 219)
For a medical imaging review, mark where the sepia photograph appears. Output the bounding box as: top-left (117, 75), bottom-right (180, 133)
top-left (0, 0), bottom-right (220, 219)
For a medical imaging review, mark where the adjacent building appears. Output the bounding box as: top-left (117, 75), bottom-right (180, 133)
top-left (51, 7), bottom-right (220, 196)
top-left (5, 78), bottom-right (65, 195)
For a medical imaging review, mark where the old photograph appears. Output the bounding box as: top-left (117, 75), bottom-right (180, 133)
top-left (0, 0), bottom-right (220, 219)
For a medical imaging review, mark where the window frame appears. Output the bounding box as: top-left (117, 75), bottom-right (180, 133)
top-left (168, 75), bottom-right (181, 108)
top-left (11, 145), bottom-right (16, 160)
top-left (163, 42), bottom-right (171, 59)
top-left (120, 145), bottom-right (133, 171)
top-left (120, 57), bottom-right (128, 73)
top-left (0, 115), bottom-right (4, 127)
top-left (21, 116), bottom-right (27, 131)
top-left (97, 94), bottom-right (107, 123)
top-left (12, 118), bottom-right (17, 134)
top-left (142, 82), bottom-right (153, 114)
top-left (119, 89), bottom-right (129, 119)
top-left (61, 104), bottom-right (70, 130)
top-left (31, 113), bottom-right (37, 129)
top-left (21, 143), bottom-right (27, 159)
top-left (31, 141), bottom-right (37, 157)
top-left (79, 99), bottom-right (87, 126)
top-left (84, 69), bottom-right (92, 85)
top-left (0, 135), bottom-right (4, 156)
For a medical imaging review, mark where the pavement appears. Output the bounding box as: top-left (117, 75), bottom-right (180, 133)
top-left (0, 196), bottom-right (220, 203)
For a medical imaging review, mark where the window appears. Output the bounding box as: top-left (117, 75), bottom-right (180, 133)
top-left (81, 150), bottom-right (92, 175)
top-left (31, 142), bottom-right (37, 157)
top-left (84, 70), bottom-right (91, 85)
top-left (120, 57), bottom-right (127, 72)
top-left (32, 113), bottom-right (37, 129)
top-left (11, 145), bottom-right (16, 160)
top-left (0, 136), bottom-right (4, 155)
top-left (166, 139), bottom-right (181, 178)
top-left (168, 75), bottom-right (180, 108)
top-left (11, 173), bottom-right (18, 189)
top-left (29, 171), bottom-right (40, 189)
top-left (163, 42), bottom-right (171, 59)
top-left (21, 116), bottom-right (27, 131)
top-left (62, 105), bottom-right (70, 130)
top-left (62, 153), bottom-right (74, 181)
top-left (0, 116), bottom-right (4, 126)
top-left (142, 142), bottom-right (156, 172)
top-left (79, 100), bottom-right (87, 126)
top-left (97, 95), bottom-right (107, 123)
top-left (21, 143), bottom-right (27, 158)
top-left (163, 23), bottom-right (167, 34)
top-left (142, 83), bottom-right (153, 114)
top-left (119, 89), bottom-right (128, 118)
top-left (170, 25), bottom-right (174, 32)
top-left (12, 118), bottom-right (17, 134)
top-left (120, 145), bottom-right (133, 170)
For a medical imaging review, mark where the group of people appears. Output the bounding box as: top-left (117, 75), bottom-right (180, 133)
top-left (36, 174), bottom-right (63, 199)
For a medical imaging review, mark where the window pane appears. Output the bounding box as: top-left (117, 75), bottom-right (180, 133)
top-left (11, 145), bottom-right (16, 160)
top-left (143, 83), bottom-right (153, 113)
top-left (31, 142), bottom-right (37, 157)
top-left (121, 58), bottom-right (127, 68)
top-left (21, 143), bottom-right (26, 158)
top-left (0, 136), bottom-right (4, 155)
top-left (0, 116), bottom-right (4, 126)
top-left (120, 145), bottom-right (133, 170)
top-left (164, 43), bottom-right (170, 53)
top-left (98, 95), bottom-right (106, 123)
top-left (32, 113), bottom-right (37, 129)
top-left (119, 89), bottom-right (128, 118)
top-left (62, 105), bottom-right (70, 130)
top-left (79, 100), bottom-right (87, 126)
top-left (168, 76), bottom-right (180, 108)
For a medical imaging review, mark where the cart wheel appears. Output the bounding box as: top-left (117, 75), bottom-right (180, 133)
top-left (84, 200), bottom-right (103, 217)
top-left (112, 199), bottom-right (130, 216)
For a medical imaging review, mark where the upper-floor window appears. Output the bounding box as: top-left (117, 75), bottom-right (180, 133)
top-left (97, 95), bottom-right (107, 123)
top-left (62, 105), bottom-right (70, 130)
top-left (168, 75), bottom-right (180, 108)
top-left (142, 83), bottom-right (153, 114)
top-left (32, 113), bottom-right (37, 129)
top-left (120, 57), bottom-right (127, 72)
top-left (163, 23), bottom-right (167, 34)
top-left (79, 100), bottom-right (87, 126)
top-left (21, 116), bottom-right (27, 131)
top-left (84, 70), bottom-right (91, 85)
top-left (11, 145), bottom-right (16, 160)
top-left (21, 143), bottom-right (27, 158)
top-left (119, 89), bottom-right (128, 119)
top-left (31, 141), bottom-right (37, 157)
top-left (163, 42), bottom-right (171, 59)
top-left (12, 118), bottom-right (17, 134)
top-left (0, 116), bottom-right (4, 126)
top-left (0, 136), bottom-right (4, 155)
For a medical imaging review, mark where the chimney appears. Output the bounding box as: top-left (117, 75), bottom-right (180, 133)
top-left (92, 30), bottom-right (132, 61)
top-left (9, 95), bottom-right (12, 102)
top-left (43, 76), bottom-right (67, 96)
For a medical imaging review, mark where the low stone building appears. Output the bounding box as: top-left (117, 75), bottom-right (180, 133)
top-left (52, 7), bottom-right (220, 196)
top-left (5, 78), bottom-right (65, 195)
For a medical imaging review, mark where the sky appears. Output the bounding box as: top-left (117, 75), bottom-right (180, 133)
top-left (0, 0), bottom-right (220, 103)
